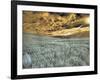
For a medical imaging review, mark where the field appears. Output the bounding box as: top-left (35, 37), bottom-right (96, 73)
top-left (23, 33), bottom-right (90, 68)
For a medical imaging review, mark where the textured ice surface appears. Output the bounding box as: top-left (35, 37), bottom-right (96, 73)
top-left (23, 33), bottom-right (89, 69)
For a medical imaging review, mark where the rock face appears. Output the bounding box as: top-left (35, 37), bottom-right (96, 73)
top-left (23, 52), bottom-right (32, 68)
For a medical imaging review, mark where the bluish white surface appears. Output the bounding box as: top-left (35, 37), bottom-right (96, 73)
top-left (23, 33), bottom-right (90, 69)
